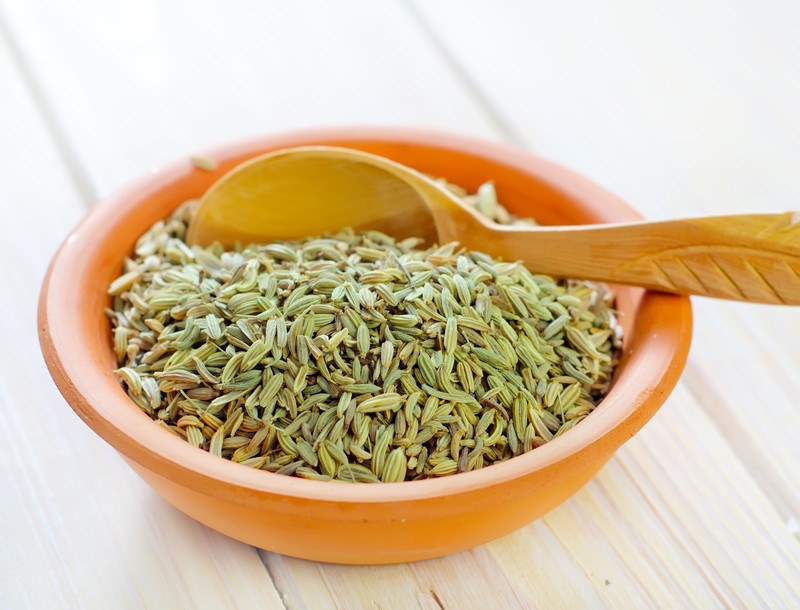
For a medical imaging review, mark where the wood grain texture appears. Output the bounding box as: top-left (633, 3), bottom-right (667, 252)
top-left (410, 0), bottom-right (800, 595)
top-left (0, 0), bottom-right (498, 198)
top-left (0, 26), bottom-right (283, 610)
top-left (1, 0), bottom-right (799, 607)
top-left (408, 0), bottom-right (800, 217)
top-left (257, 386), bottom-right (800, 609)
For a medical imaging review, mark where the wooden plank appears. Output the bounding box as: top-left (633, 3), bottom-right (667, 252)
top-left (0, 1), bottom-right (510, 608)
top-left (406, 0), bottom-right (800, 600)
top-left (407, 0), bottom-right (800, 217)
top-left (256, 387), bottom-right (800, 609)
top-left (0, 0), bottom-right (499, 198)
top-left (0, 28), bottom-right (283, 610)
top-left (684, 300), bottom-right (800, 523)
top-left (594, 386), bottom-right (799, 607)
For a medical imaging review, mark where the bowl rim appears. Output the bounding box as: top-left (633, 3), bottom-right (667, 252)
top-left (38, 126), bottom-right (692, 505)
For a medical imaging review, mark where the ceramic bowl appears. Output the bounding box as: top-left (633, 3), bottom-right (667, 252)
top-left (39, 128), bottom-right (692, 564)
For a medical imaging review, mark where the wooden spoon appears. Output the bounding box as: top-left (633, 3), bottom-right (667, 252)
top-left (186, 146), bottom-right (800, 305)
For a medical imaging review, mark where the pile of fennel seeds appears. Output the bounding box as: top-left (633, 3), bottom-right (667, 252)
top-left (107, 182), bottom-right (620, 482)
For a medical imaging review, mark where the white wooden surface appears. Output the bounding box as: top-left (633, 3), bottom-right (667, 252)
top-left (1, 2), bottom-right (798, 608)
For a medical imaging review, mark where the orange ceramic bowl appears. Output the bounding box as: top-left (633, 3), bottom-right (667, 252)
top-left (39, 128), bottom-right (692, 564)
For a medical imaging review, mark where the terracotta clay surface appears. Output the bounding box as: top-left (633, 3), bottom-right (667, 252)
top-left (38, 128), bottom-right (692, 564)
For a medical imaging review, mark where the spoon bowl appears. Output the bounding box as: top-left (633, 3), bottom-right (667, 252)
top-left (187, 147), bottom-right (440, 247)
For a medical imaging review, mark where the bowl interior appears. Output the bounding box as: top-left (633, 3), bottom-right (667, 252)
top-left (40, 128), bottom-right (691, 504)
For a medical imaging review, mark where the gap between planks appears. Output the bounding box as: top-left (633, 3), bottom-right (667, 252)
top-left (0, 7), bottom-right (97, 205)
top-left (404, 0), bottom-right (800, 550)
top-left (400, 0), bottom-right (523, 147)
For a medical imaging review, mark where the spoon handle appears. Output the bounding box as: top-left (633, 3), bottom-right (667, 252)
top-left (478, 212), bottom-right (800, 304)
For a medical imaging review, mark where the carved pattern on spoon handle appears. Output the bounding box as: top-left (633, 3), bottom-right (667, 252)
top-left (620, 246), bottom-right (800, 304)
